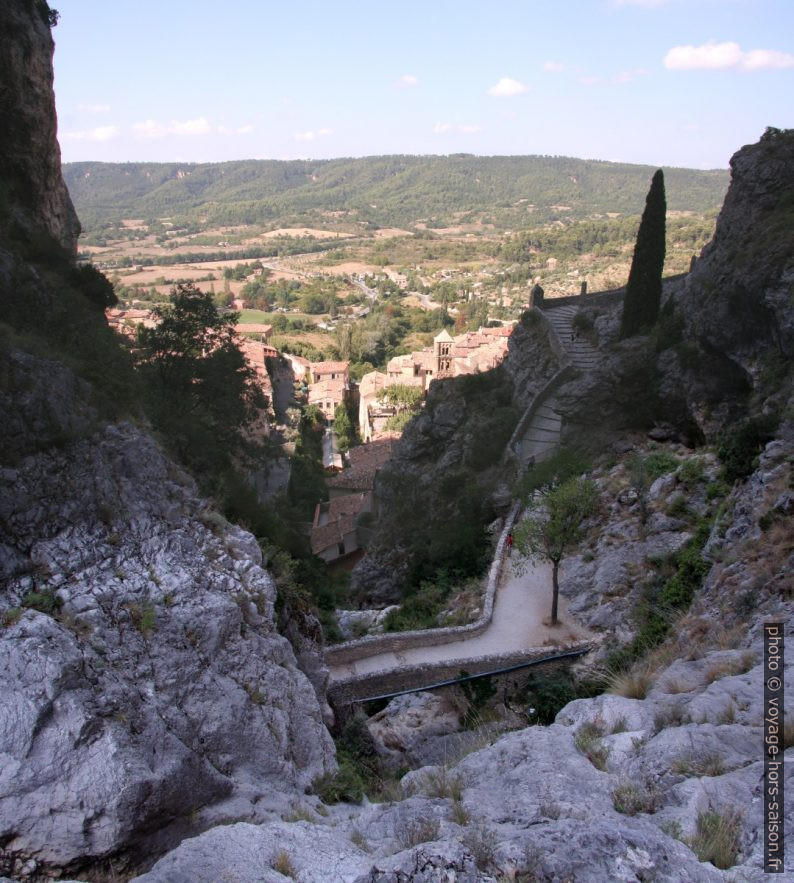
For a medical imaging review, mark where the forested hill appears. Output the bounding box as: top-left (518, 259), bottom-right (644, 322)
top-left (63, 155), bottom-right (729, 233)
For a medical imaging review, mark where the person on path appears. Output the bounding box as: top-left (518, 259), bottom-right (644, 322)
top-left (506, 532), bottom-right (513, 557)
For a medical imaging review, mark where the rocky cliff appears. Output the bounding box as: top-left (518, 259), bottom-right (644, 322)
top-left (0, 2), bottom-right (335, 879)
top-left (0, 1), bottom-right (79, 256)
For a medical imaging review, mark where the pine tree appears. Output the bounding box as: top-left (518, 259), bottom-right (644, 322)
top-left (620, 169), bottom-right (666, 338)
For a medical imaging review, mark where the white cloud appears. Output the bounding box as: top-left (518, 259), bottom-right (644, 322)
top-left (487, 76), bottom-right (529, 97)
top-left (399, 74), bottom-right (419, 86)
top-left (62, 125), bottom-right (119, 142)
top-left (742, 48), bottom-right (794, 70)
top-left (133, 117), bottom-right (213, 138)
top-left (295, 128), bottom-right (333, 142)
top-left (543, 61), bottom-right (564, 73)
top-left (434, 122), bottom-right (481, 134)
top-left (236, 124), bottom-right (254, 134)
top-left (78, 103), bottom-right (111, 114)
top-left (579, 75), bottom-right (602, 86)
top-left (664, 40), bottom-right (794, 71)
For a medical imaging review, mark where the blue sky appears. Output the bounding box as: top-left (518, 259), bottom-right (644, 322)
top-left (54, 0), bottom-right (794, 169)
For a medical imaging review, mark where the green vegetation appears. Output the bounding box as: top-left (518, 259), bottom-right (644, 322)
top-left (135, 284), bottom-right (267, 477)
top-left (607, 520), bottom-right (712, 672)
top-left (517, 447), bottom-right (591, 499)
top-left (514, 477), bottom-right (598, 624)
top-left (716, 413), bottom-right (778, 481)
top-left (620, 169), bottom-right (666, 338)
top-left (21, 591), bottom-right (61, 615)
top-left (63, 156), bottom-right (728, 235)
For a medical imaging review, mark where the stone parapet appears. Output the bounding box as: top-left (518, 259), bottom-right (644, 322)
top-left (325, 500), bottom-right (522, 668)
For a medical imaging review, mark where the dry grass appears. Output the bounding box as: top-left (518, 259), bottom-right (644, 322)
top-left (350, 827), bottom-right (370, 852)
top-left (653, 702), bottom-right (692, 733)
top-left (688, 809), bottom-right (743, 869)
top-left (450, 797), bottom-right (470, 826)
top-left (661, 677), bottom-right (691, 694)
top-left (672, 750), bottom-right (726, 778)
top-left (612, 779), bottom-right (662, 815)
top-left (271, 849), bottom-right (297, 878)
top-left (717, 701), bottom-right (737, 725)
top-left (463, 823), bottom-right (497, 872)
top-left (423, 765), bottom-right (464, 801)
top-left (607, 665), bottom-right (654, 699)
top-left (397, 816), bottom-right (441, 848)
top-left (574, 721), bottom-right (610, 771)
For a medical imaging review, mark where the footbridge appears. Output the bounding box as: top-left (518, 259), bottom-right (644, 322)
top-left (326, 295), bottom-right (607, 706)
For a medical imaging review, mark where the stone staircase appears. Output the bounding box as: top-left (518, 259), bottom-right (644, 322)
top-left (543, 301), bottom-right (600, 372)
top-left (512, 300), bottom-right (603, 470)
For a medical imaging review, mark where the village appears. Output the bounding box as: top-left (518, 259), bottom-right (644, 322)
top-left (107, 298), bottom-right (516, 573)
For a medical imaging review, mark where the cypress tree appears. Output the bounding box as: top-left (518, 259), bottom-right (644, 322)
top-left (620, 169), bottom-right (666, 338)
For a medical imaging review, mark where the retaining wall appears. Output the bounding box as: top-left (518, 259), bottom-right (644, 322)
top-left (328, 641), bottom-right (592, 705)
top-left (325, 500), bottom-right (522, 668)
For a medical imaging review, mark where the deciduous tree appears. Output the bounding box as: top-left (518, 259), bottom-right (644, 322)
top-left (514, 477), bottom-right (597, 625)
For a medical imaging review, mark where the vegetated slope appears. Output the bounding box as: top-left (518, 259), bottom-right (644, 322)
top-left (63, 155), bottom-right (729, 232)
top-left (0, 2), bottom-right (335, 878)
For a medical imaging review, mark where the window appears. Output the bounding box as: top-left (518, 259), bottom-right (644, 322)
top-left (338, 542), bottom-right (345, 555)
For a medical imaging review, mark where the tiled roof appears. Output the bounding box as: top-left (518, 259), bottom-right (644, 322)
top-left (359, 371), bottom-right (387, 397)
top-left (327, 438), bottom-right (395, 491)
top-left (310, 492), bottom-right (367, 554)
top-left (310, 360), bottom-right (350, 374)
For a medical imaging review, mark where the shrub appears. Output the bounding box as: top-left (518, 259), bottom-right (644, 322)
top-left (716, 415), bottom-right (777, 482)
top-left (643, 451), bottom-right (679, 481)
top-left (312, 756), bottom-right (365, 804)
top-left (677, 456), bottom-right (706, 488)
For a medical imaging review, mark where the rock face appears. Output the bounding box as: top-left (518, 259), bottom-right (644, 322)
top-left (0, 1), bottom-right (80, 254)
top-left (683, 128), bottom-right (794, 373)
top-left (0, 358), bottom-right (335, 874)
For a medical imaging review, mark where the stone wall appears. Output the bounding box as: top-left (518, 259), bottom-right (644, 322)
top-left (325, 500), bottom-right (522, 667)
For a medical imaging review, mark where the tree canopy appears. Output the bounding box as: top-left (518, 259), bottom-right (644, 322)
top-left (135, 283), bottom-right (267, 474)
top-left (620, 169), bottom-right (666, 338)
top-left (514, 477), bottom-right (597, 624)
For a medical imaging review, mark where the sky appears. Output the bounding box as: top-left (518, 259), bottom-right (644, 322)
top-left (53, 0), bottom-right (794, 170)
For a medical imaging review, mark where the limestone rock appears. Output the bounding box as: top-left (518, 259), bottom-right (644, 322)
top-left (0, 1), bottom-right (80, 253)
top-left (0, 413), bottom-right (335, 872)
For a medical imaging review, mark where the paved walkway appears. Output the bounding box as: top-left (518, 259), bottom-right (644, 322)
top-left (328, 555), bottom-right (593, 681)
